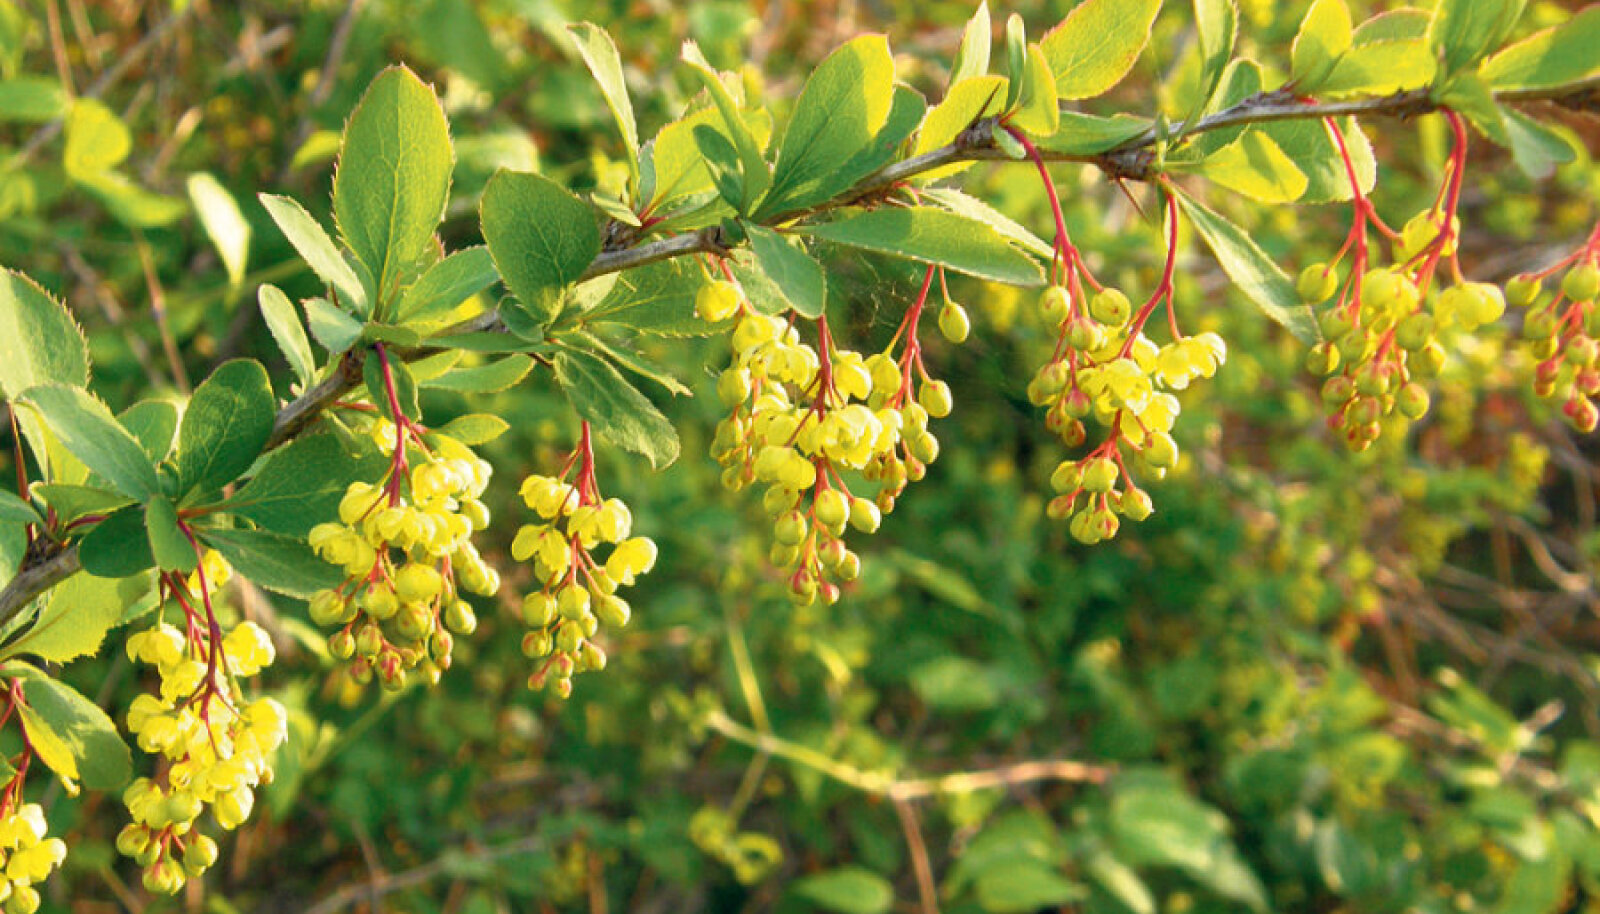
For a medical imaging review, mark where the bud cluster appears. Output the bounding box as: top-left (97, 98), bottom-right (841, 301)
top-left (308, 419), bottom-right (498, 691)
top-left (117, 557), bottom-right (288, 895)
top-left (1025, 198), bottom-right (1224, 542)
top-left (701, 266), bottom-right (949, 604)
top-left (511, 423), bottom-right (657, 698)
top-left (1507, 231), bottom-right (1600, 432)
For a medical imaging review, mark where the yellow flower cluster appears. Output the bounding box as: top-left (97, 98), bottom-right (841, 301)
top-left (703, 279), bottom-right (944, 603)
top-left (0, 801), bottom-right (67, 913)
top-left (1510, 254), bottom-right (1600, 433)
top-left (307, 424), bottom-right (498, 690)
top-left (511, 470), bottom-right (656, 698)
top-left (1304, 212), bottom-right (1502, 450)
top-left (1028, 283), bottom-right (1225, 542)
top-left (118, 613), bottom-right (286, 894)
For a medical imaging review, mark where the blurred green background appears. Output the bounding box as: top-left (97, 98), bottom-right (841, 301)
top-left (3, 0), bottom-right (1600, 911)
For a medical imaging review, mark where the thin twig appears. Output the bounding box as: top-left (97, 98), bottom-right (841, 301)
top-left (892, 796), bottom-right (939, 914)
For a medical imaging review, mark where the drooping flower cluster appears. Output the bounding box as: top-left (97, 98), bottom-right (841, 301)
top-left (702, 261), bottom-right (951, 603)
top-left (307, 395), bottom-right (499, 691)
top-left (117, 556), bottom-right (288, 895)
top-left (511, 422), bottom-right (656, 698)
top-left (1507, 225), bottom-right (1600, 432)
top-left (1299, 112), bottom-right (1502, 450)
top-left (0, 681), bottom-right (68, 913)
top-left (1022, 189), bottom-right (1224, 543)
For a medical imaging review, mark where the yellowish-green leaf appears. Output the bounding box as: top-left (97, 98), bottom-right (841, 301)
top-left (567, 23), bottom-right (638, 167)
top-left (1480, 6), bottom-right (1600, 91)
top-left (1291, 0), bottom-right (1353, 90)
top-left (1193, 130), bottom-right (1308, 203)
top-left (1040, 0), bottom-right (1162, 100)
top-left (950, 1), bottom-right (992, 84)
top-left (912, 75), bottom-right (1006, 184)
top-left (187, 173), bottom-right (251, 289)
top-left (62, 99), bottom-right (129, 178)
top-left (1318, 39), bottom-right (1436, 96)
top-left (1008, 44), bottom-right (1059, 137)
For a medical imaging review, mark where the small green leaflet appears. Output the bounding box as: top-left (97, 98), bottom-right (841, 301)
top-left (199, 527), bottom-right (345, 599)
top-left (420, 354), bottom-right (535, 394)
top-left (1039, 0), bottom-right (1161, 101)
top-left (1007, 44), bottom-right (1059, 137)
top-left (1318, 38), bottom-right (1436, 97)
top-left (567, 24), bottom-right (639, 171)
top-left (575, 331), bottom-right (691, 397)
top-left (175, 359), bottom-right (275, 499)
top-left (394, 246), bottom-right (498, 324)
top-left (922, 187), bottom-right (1053, 261)
top-left (1480, 6), bottom-right (1600, 91)
top-left (32, 484), bottom-right (130, 525)
top-left (259, 284), bottom-right (316, 387)
top-left (1003, 15), bottom-right (1027, 109)
top-left (62, 99), bottom-right (130, 178)
top-left (0, 270), bottom-right (89, 399)
top-left (681, 42), bottom-right (771, 213)
top-left (744, 224), bottom-right (826, 319)
top-left (260, 194), bottom-right (369, 315)
top-left (120, 399), bottom-right (179, 465)
top-left (79, 507), bottom-right (154, 577)
top-left (480, 170), bottom-right (601, 328)
top-left (950, 2), bottom-right (992, 84)
top-left (1290, 0), bottom-right (1353, 91)
top-left (332, 65), bottom-right (454, 309)
top-left (1173, 190), bottom-right (1317, 345)
top-left (145, 495), bottom-right (197, 573)
top-left (554, 350), bottom-right (679, 469)
top-left (0, 490), bottom-right (35, 525)
top-left (1502, 108), bottom-right (1577, 180)
top-left (1193, 130), bottom-right (1309, 203)
top-left (305, 297), bottom-right (364, 354)
top-left (1187, 0), bottom-right (1239, 132)
top-left (6, 664), bottom-right (132, 791)
top-left (0, 77), bottom-right (68, 123)
top-left (1436, 72), bottom-right (1510, 147)
top-left (436, 414), bottom-right (510, 446)
top-left (583, 259), bottom-right (714, 337)
top-left (761, 35), bottom-right (896, 217)
top-left (0, 569), bottom-right (140, 664)
top-left (1035, 111), bottom-right (1151, 156)
top-left (800, 207), bottom-right (1045, 286)
top-left (19, 385), bottom-right (159, 500)
top-left (186, 172), bottom-right (251, 289)
top-left (1427, 0), bottom-right (1525, 78)
top-left (975, 862), bottom-right (1085, 912)
top-left (227, 434), bottom-right (388, 537)
top-left (912, 75), bottom-right (1006, 184)
top-left (791, 867), bottom-right (894, 914)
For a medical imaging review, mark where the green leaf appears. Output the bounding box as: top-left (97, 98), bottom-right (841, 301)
top-left (78, 172), bottom-right (188, 229)
top-left (62, 99), bottom-right (130, 178)
top-left (144, 495), bottom-right (197, 573)
top-left (1007, 44), bottom-right (1059, 136)
top-left (681, 42), bottom-right (771, 213)
top-left (119, 399), bottom-right (179, 465)
top-left (421, 354), bottom-right (535, 394)
top-left (791, 866), bottom-right (893, 914)
top-left (8, 665), bottom-right (131, 791)
top-left (78, 507), bottom-right (153, 578)
top-left (567, 24), bottom-right (638, 168)
top-left (801, 207), bottom-right (1045, 286)
top-left (32, 484), bottom-right (130, 525)
top-left (0, 77), bottom-right (67, 123)
top-left (396, 246), bottom-right (498, 324)
top-left (1436, 71), bottom-right (1510, 146)
top-left (950, 2), bottom-right (992, 84)
top-left (1173, 190), bottom-right (1317, 344)
top-left (0, 270), bottom-right (89, 398)
top-left (762, 35), bottom-right (896, 216)
top-left (228, 434), bottom-right (387, 537)
top-left (585, 259), bottom-right (714, 336)
top-left (922, 188), bottom-right (1053, 261)
top-left (175, 360), bottom-right (275, 498)
top-left (0, 569), bottom-right (137, 664)
top-left (259, 284), bottom-right (316, 387)
top-left (186, 172), bottom-right (251, 289)
top-left (361, 323), bottom-right (424, 347)
top-left (1086, 853), bottom-right (1155, 914)
top-left (553, 350), bottom-right (679, 469)
top-left (909, 656), bottom-right (1001, 711)
top-left (0, 489), bottom-right (35, 525)
top-left (1003, 15), bottom-right (1027, 110)
top-left (644, 105), bottom-right (772, 212)
top-left (199, 527), bottom-right (344, 599)
top-left (305, 297), bottom-right (365, 354)
top-left (744, 224), bottom-right (826, 319)
top-left (1502, 108), bottom-right (1578, 180)
top-left (1291, 0), bottom-right (1353, 90)
top-left (1039, 0), bottom-right (1161, 100)
top-left (1428, 0), bottom-right (1524, 77)
top-left (573, 331), bottom-right (692, 397)
top-left (1257, 116), bottom-right (1375, 202)
top-left (1318, 38), bottom-right (1436, 96)
top-left (19, 385), bottom-right (158, 499)
top-left (333, 65), bottom-right (454, 307)
top-left (1035, 111), bottom-right (1150, 156)
top-left (912, 75), bottom-right (1007, 184)
top-left (260, 194), bottom-right (369, 315)
top-left (1194, 129), bottom-right (1309, 203)
top-left (975, 861), bottom-right (1085, 913)
top-left (480, 170), bottom-right (601, 327)
top-left (435, 414), bottom-right (510, 446)
top-left (1186, 0), bottom-right (1238, 129)
top-left (364, 353), bottom-right (420, 423)
top-left (1480, 6), bottom-right (1600, 90)
top-left (1109, 770), bottom-right (1267, 912)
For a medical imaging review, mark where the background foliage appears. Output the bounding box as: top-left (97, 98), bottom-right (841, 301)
top-left (0, 0), bottom-right (1598, 912)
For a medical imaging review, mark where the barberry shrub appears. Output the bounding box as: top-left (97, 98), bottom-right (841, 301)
top-left (0, 0), bottom-right (1595, 908)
